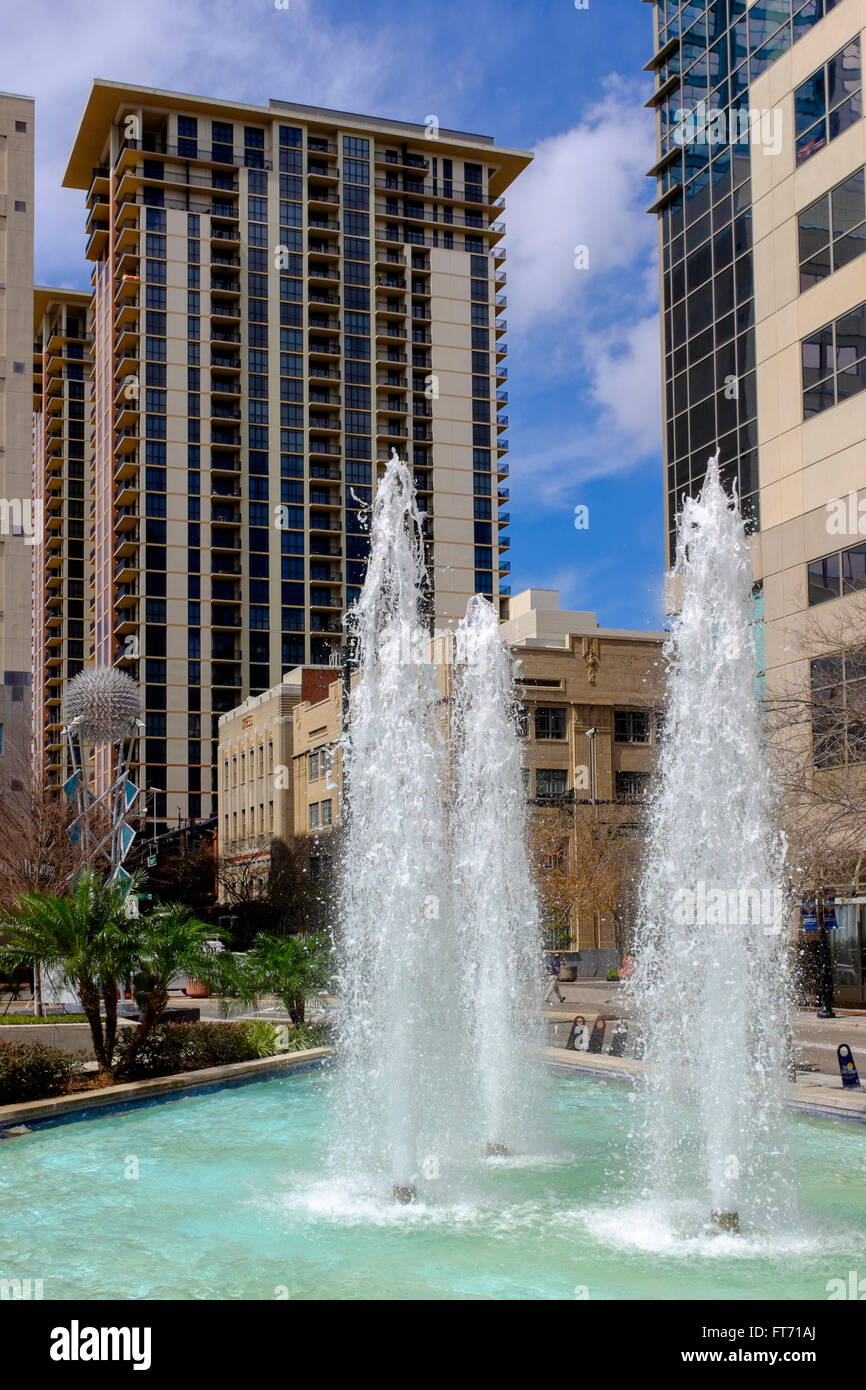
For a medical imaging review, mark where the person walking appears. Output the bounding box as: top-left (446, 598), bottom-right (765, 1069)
top-left (544, 951), bottom-right (565, 1005)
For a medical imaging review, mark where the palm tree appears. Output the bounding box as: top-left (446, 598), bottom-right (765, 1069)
top-left (116, 904), bottom-right (223, 1076)
top-left (0, 873), bottom-right (137, 1074)
top-left (226, 932), bottom-right (332, 1024)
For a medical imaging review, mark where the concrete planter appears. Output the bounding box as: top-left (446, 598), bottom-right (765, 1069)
top-left (0, 1021), bottom-right (135, 1056)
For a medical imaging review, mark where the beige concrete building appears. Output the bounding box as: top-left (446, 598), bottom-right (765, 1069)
top-left (502, 590), bottom-right (665, 968)
top-left (0, 93), bottom-right (35, 790)
top-left (60, 80), bottom-right (528, 830)
top-left (216, 591), bottom-right (664, 964)
top-left (217, 664), bottom-right (342, 895)
top-left (32, 288), bottom-right (94, 785)
top-left (291, 671), bottom-right (343, 851)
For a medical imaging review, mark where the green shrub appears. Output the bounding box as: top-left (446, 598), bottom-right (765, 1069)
top-left (234, 1019), bottom-right (281, 1058)
top-left (0, 1014), bottom-right (86, 1025)
top-left (284, 1023), bottom-right (330, 1053)
top-left (606, 968), bottom-right (620, 981)
top-left (116, 1020), bottom-right (272, 1078)
top-left (0, 1040), bottom-right (81, 1103)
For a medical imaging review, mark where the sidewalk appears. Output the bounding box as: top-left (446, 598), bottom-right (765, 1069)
top-left (542, 981), bottom-right (866, 1078)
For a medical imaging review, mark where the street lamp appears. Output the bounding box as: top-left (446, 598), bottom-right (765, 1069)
top-left (816, 891), bottom-right (837, 1020)
top-left (145, 786), bottom-right (163, 844)
top-left (585, 727), bottom-right (598, 807)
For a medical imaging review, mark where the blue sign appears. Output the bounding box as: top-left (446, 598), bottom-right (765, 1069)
top-left (62, 772), bottom-right (79, 801)
top-left (838, 1044), bottom-right (861, 1089)
top-left (802, 899), bottom-right (818, 931)
top-left (824, 893), bottom-right (838, 930)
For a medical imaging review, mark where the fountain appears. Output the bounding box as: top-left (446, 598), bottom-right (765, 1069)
top-left (332, 452), bottom-right (466, 1198)
top-left (333, 454), bottom-right (542, 1197)
top-left (451, 596), bottom-right (543, 1158)
top-left (629, 453), bottom-right (794, 1236)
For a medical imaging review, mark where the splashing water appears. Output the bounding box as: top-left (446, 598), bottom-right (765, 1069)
top-left (332, 453), bottom-right (466, 1189)
top-left (333, 456), bottom-right (544, 1194)
top-left (451, 596), bottom-right (544, 1155)
top-left (629, 454), bottom-right (794, 1235)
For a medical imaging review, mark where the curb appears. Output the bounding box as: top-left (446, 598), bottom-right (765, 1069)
top-left (0, 1047), bottom-right (333, 1134)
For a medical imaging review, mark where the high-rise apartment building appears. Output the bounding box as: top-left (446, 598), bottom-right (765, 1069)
top-left (0, 92), bottom-right (35, 791)
top-left (62, 81), bottom-right (528, 828)
top-left (647, 0), bottom-right (866, 1000)
top-left (32, 287), bottom-right (94, 784)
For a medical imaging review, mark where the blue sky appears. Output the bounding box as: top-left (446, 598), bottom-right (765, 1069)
top-left (11, 0), bottom-right (665, 631)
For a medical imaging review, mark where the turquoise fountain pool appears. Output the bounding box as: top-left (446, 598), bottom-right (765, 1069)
top-left (1, 1069), bottom-right (864, 1301)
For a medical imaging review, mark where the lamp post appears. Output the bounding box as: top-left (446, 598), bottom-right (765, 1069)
top-left (145, 787), bottom-right (163, 846)
top-left (585, 727), bottom-right (598, 807)
top-left (816, 890), bottom-right (837, 1020)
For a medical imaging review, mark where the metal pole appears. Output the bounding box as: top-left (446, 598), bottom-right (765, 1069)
top-left (816, 891), bottom-right (836, 1020)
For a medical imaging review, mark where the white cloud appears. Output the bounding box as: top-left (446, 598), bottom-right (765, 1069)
top-left (502, 78), bottom-right (662, 513)
top-left (506, 75), bottom-right (657, 335)
top-left (9, 0), bottom-right (409, 283)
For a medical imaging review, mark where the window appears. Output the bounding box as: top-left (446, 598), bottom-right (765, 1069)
top-left (798, 170), bottom-right (866, 290)
top-left (309, 750), bottom-right (320, 781)
top-left (808, 541), bottom-right (866, 603)
top-left (616, 770), bottom-right (650, 801)
top-left (795, 39), bottom-right (862, 166)
top-left (615, 710), bottom-right (651, 743)
top-left (536, 768), bottom-right (568, 798)
top-left (321, 799), bottom-right (333, 826)
top-left (309, 803), bottom-right (320, 829)
top-left (811, 647), bottom-right (866, 768)
top-left (535, 707), bottom-right (566, 740)
top-left (802, 299), bottom-right (866, 416)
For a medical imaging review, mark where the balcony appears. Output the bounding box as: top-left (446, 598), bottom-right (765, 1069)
top-left (210, 300), bottom-right (241, 322)
top-left (211, 427), bottom-right (241, 447)
top-left (211, 376), bottom-right (241, 397)
top-left (308, 338), bottom-right (341, 357)
top-left (307, 186), bottom-right (339, 207)
top-left (308, 363), bottom-right (341, 382)
top-left (116, 427), bottom-right (139, 455)
top-left (114, 531), bottom-right (139, 559)
top-left (211, 606), bottom-right (241, 628)
top-left (211, 527), bottom-right (242, 552)
top-left (310, 488), bottom-right (340, 508)
top-left (86, 220), bottom-right (109, 260)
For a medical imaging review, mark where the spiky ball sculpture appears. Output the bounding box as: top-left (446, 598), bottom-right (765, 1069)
top-left (62, 667), bottom-right (140, 744)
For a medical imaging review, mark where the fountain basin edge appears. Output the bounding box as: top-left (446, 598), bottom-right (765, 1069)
top-left (0, 1046), bottom-right (334, 1135)
top-left (539, 1045), bottom-right (866, 1125)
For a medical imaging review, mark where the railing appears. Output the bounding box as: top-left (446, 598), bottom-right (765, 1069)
top-left (117, 138), bottom-right (272, 170)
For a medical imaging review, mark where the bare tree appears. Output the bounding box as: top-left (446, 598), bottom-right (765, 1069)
top-left (529, 802), bottom-right (644, 954)
top-left (765, 595), bottom-right (866, 894)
